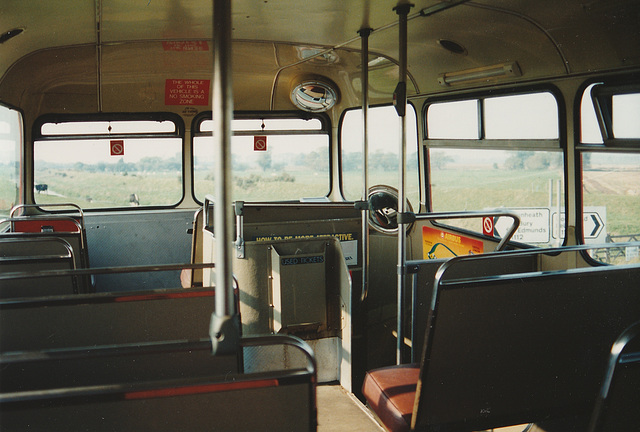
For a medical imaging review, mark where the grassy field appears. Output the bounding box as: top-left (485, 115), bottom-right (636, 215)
top-left (9, 165), bottom-right (640, 244)
top-left (194, 171), bottom-right (329, 202)
top-left (0, 165), bottom-right (18, 217)
top-left (34, 169), bottom-right (183, 208)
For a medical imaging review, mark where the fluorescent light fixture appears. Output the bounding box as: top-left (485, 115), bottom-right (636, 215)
top-left (438, 61), bottom-right (521, 86)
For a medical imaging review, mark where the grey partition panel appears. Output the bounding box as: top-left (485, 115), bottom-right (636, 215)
top-left (84, 210), bottom-right (194, 292)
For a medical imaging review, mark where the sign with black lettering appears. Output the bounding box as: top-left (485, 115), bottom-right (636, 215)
top-left (281, 256), bottom-right (325, 266)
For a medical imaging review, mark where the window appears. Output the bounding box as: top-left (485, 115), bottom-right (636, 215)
top-left (580, 83), bottom-right (640, 264)
top-left (612, 93), bottom-right (640, 139)
top-left (0, 105), bottom-right (21, 217)
top-left (425, 92), bottom-right (564, 246)
top-left (340, 105), bottom-right (419, 208)
top-left (427, 92), bottom-right (558, 140)
top-left (427, 100), bottom-right (478, 139)
top-left (193, 114), bottom-right (330, 202)
top-left (33, 116), bottom-right (183, 208)
top-left (585, 83), bottom-right (640, 145)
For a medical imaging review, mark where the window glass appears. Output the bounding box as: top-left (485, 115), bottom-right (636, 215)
top-left (0, 105), bottom-right (21, 217)
top-left (34, 119), bottom-right (182, 208)
top-left (612, 93), bottom-right (640, 139)
top-left (429, 148), bottom-right (564, 244)
top-left (426, 100), bottom-right (478, 139)
top-left (582, 152), bottom-right (640, 264)
top-left (41, 120), bottom-right (176, 135)
top-left (340, 105), bottom-right (419, 208)
top-left (193, 117), bottom-right (330, 201)
top-left (484, 93), bottom-right (558, 139)
top-left (426, 92), bottom-right (563, 246)
top-left (580, 84), bottom-right (640, 264)
top-left (427, 92), bottom-right (558, 140)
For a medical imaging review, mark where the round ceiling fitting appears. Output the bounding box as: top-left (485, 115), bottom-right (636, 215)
top-left (290, 77), bottom-right (339, 113)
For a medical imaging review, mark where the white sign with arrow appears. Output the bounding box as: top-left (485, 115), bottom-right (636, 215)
top-left (552, 206), bottom-right (607, 243)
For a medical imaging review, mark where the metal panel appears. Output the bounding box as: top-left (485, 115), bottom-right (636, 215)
top-left (271, 243), bottom-right (327, 333)
top-left (85, 210), bottom-right (193, 292)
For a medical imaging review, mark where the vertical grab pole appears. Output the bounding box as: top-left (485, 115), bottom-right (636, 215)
top-left (393, 2), bottom-right (413, 365)
top-left (210, 0), bottom-right (240, 355)
top-left (359, 28), bottom-right (372, 302)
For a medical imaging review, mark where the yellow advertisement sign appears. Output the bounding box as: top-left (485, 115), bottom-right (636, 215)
top-left (422, 226), bottom-right (484, 260)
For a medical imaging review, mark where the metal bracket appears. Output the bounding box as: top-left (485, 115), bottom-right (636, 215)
top-left (354, 200), bottom-right (370, 211)
top-left (234, 201), bottom-right (245, 259)
top-left (210, 312), bottom-right (240, 355)
top-left (397, 211), bottom-right (416, 225)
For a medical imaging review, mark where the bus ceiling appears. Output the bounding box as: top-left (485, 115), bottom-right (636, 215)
top-left (1, 0), bottom-right (639, 117)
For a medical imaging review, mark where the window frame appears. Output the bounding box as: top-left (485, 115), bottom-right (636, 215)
top-left (0, 102), bottom-right (23, 217)
top-left (576, 75), bottom-right (640, 260)
top-left (423, 87), bottom-right (564, 151)
top-left (422, 86), bottom-right (567, 245)
top-left (589, 82), bottom-right (640, 148)
top-left (191, 110), bottom-right (333, 204)
top-left (31, 112), bottom-right (186, 211)
top-left (337, 102), bottom-right (420, 205)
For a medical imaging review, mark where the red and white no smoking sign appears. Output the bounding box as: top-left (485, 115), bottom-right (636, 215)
top-left (254, 136), bottom-right (267, 151)
top-left (110, 140), bottom-right (125, 156)
top-left (482, 216), bottom-right (494, 236)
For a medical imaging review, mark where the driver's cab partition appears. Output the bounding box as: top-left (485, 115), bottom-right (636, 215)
top-left (201, 200), bottom-right (358, 388)
top-left (1, 335), bottom-right (317, 432)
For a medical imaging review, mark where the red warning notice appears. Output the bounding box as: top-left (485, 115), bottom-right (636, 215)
top-left (482, 217), bottom-right (494, 236)
top-left (165, 79), bottom-right (210, 106)
top-left (110, 140), bottom-right (124, 156)
top-left (254, 136), bottom-right (267, 151)
top-left (162, 41), bottom-right (209, 51)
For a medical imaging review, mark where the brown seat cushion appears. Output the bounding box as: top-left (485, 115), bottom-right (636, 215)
top-left (362, 363), bottom-right (419, 432)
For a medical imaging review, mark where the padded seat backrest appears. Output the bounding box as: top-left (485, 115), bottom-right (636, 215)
top-left (0, 237), bottom-right (76, 298)
top-left (588, 321), bottom-right (640, 432)
top-left (3, 215), bottom-right (92, 292)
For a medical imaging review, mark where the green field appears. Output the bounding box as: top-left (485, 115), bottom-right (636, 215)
top-left (0, 165), bottom-right (18, 217)
top-left (34, 169), bottom-right (183, 208)
top-left (6, 165), bottom-right (640, 251)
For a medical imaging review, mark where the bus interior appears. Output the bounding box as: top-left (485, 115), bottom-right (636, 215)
top-left (1, 1), bottom-right (640, 431)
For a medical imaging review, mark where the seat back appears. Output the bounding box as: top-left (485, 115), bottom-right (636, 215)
top-left (409, 252), bottom-right (537, 362)
top-left (412, 255), bottom-right (640, 431)
top-left (0, 237), bottom-right (77, 298)
top-left (588, 321), bottom-right (640, 432)
top-left (0, 287), bottom-right (219, 352)
top-left (3, 210), bottom-right (92, 292)
top-left (0, 335), bottom-right (315, 432)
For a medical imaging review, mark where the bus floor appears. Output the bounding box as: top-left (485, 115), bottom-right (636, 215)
top-left (316, 384), bottom-right (532, 432)
top-left (317, 384), bottom-right (385, 431)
